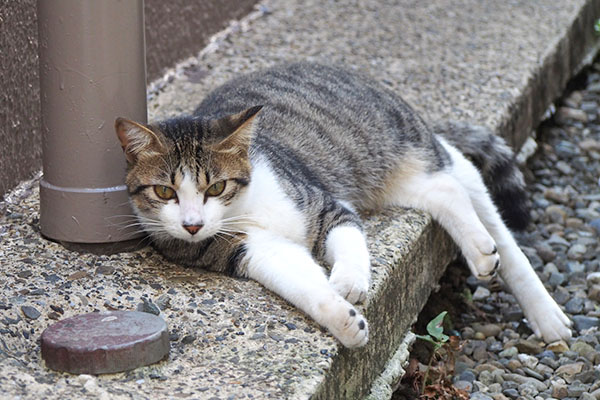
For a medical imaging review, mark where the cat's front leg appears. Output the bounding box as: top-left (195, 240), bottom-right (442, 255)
top-left (324, 225), bottom-right (371, 304)
top-left (243, 228), bottom-right (369, 348)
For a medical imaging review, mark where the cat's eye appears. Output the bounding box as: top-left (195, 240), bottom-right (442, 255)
top-left (206, 181), bottom-right (226, 197)
top-left (154, 185), bottom-right (177, 200)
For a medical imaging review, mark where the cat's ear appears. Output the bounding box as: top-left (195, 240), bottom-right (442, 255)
top-left (115, 118), bottom-right (166, 163)
top-left (209, 106), bottom-right (263, 154)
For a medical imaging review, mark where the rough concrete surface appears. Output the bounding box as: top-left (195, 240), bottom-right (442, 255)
top-left (1, 0), bottom-right (599, 399)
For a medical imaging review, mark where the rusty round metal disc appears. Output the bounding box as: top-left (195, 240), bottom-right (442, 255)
top-left (41, 311), bottom-right (169, 374)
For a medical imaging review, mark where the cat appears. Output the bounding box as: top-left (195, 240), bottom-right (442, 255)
top-left (115, 62), bottom-right (571, 348)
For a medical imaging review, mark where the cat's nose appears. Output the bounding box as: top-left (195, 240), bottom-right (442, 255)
top-left (183, 224), bottom-right (203, 235)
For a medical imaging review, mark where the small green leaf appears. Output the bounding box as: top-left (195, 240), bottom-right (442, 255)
top-left (595, 19), bottom-right (600, 34)
top-left (415, 334), bottom-right (436, 346)
top-left (426, 311), bottom-right (449, 342)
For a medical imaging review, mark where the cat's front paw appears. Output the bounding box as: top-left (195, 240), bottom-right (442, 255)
top-left (329, 261), bottom-right (369, 304)
top-left (524, 296), bottom-right (572, 343)
top-left (318, 295), bottom-right (369, 348)
top-left (331, 306), bottom-right (369, 348)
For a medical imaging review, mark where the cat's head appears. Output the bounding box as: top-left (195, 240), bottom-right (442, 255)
top-left (115, 106), bottom-right (262, 243)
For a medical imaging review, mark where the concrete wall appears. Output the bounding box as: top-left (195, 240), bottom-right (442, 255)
top-left (0, 0), bottom-right (257, 198)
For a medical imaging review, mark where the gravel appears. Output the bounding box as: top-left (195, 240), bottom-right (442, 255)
top-left (400, 63), bottom-right (600, 400)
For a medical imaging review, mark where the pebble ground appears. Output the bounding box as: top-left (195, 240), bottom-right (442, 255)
top-left (397, 63), bottom-right (600, 400)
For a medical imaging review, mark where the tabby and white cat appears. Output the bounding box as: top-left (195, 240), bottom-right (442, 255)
top-left (115, 62), bottom-right (571, 348)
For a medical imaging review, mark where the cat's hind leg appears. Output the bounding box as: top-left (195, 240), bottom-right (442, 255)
top-left (242, 228), bottom-right (369, 348)
top-left (441, 140), bottom-right (571, 342)
top-left (384, 166), bottom-right (500, 281)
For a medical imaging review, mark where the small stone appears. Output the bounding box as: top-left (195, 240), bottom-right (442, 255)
top-left (155, 294), bottom-right (171, 311)
top-left (516, 339), bottom-right (543, 355)
top-left (268, 332), bottom-right (285, 342)
top-left (249, 333), bottom-right (266, 340)
top-left (517, 354), bottom-right (538, 369)
top-left (21, 305), bottom-right (41, 320)
top-left (488, 383), bottom-right (502, 394)
top-left (67, 270), bottom-right (89, 281)
top-left (534, 363), bottom-right (554, 377)
top-left (499, 346), bottom-right (519, 358)
top-left (548, 272), bottom-right (566, 287)
top-left (17, 270), bottom-right (33, 279)
top-left (137, 298), bottom-right (160, 316)
top-left (553, 286), bottom-right (570, 305)
top-left (589, 218), bottom-right (600, 234)
top-left (536, 350), bottom-right (556, 360)
top-left (544, 188), bottom-right (570, 204)
top-left (571, 341), bottom-right (596, 361)
top-left (572, 315), bottom-right (600, 332)
top-left (502, 388), bottom-right (519, 399)
top-left (567, 244), bottom-right (587, 260)
top-left (503, 373), bottom-right (547, 391)
top-left (523, 367), bottom-right (544, 381)
top-left (567, 381), bottom-right (588, 397)
top-left (579, 138), bottom-right (600, 152)
top-left (586, 271), bottom-right (600, 284)
top-left (588, 284), bottom-right (600, 301)
top-left (555, 161), bottom-right (572, 175)
top-left (566, 261), bottom-right (585, 274)
top-left (473, 345), bottom-right (488, 361)
top-left (574, 369), bottom-right (599, 384)
top-left (95, 265), bottom-right (115, 275)
top-left (180, 334), bottom-right (196, 344)
top-left (459, 370), bottom-right (476, 383)
top-left (478, 370), bottom-right (494, 386)
top-left (556, 106), bottom-right (588, 123)
top-left (454, 380), bottom-right (473, 392)
top-left (284, 322), bottom-right (297, 330)
top-left (506, 359), bottom-right (522, 372)
top-left (547, 340), bottom-right (569, 353)
top-left (534, 242), bottom-right (556, 262)
top-left (518, 381), bottom-right (539, 396)
top-left (555, 362), bottom-right (584, 379)
top-left (566, 217), bottom-right (584, 228)
top-left (461, 326), bottom-right (475, 340)
top-left (551, 382), bottom-right (569, 399)
top-left (474, 323), bottom-right (502, 338)
top-left (564, 297), bottom-right (584, 314)
top-left (539, 356), bottom-right (559, 369)
top-left (473, 286), bottom-right (491, 301)
top-left (470, 393), bottom-right (493, 400)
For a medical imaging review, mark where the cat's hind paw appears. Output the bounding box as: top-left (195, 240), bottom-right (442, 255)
top-left (466, 242), bottom-right (500, 281)
top-left (526, 300), bottom-right (572, 343)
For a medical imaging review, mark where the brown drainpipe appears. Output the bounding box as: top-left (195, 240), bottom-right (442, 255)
top-left (37, 0), bottom-right (146, 250)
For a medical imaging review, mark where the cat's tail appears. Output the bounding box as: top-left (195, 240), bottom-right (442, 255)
top-left (432, 120), bottom-right (530, 231)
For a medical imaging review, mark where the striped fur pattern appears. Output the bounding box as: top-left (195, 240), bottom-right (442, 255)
top-left (115, 63), bottom-right (571, 347)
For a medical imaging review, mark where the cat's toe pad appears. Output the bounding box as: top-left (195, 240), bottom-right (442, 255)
top-left (329, 267), bottom-right (369, 304)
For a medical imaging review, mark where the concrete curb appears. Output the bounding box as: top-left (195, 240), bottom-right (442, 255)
top-left (0, 1), bottom-right (599, 399)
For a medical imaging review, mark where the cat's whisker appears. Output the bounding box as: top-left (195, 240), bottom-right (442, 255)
top-left (214, 233), bottom-right (234, 245)
top-left (220, 214), bottom-right (257, 223)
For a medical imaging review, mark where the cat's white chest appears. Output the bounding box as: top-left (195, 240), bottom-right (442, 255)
top-left (232, 159), bottom-right (307, 244)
